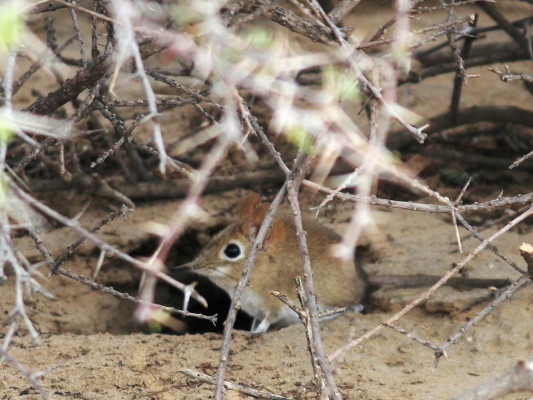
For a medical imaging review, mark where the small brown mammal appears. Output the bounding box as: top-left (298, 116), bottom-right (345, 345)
top-left (177, 193), bottom-right (366, 333)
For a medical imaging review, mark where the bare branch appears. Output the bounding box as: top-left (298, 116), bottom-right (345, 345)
top-left (329, 204), bottom-right (533, 362)
top-left (449, 360), bottom-right (533, 400)
top-left (180, 368), bottom-right (294, 400)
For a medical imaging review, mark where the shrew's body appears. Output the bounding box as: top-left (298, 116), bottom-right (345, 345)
top-left (182, 193), bottom-right (365, 333)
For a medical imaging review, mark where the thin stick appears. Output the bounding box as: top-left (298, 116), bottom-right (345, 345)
top-left (303, 179), bottom-right (533, 214)
top-left (55, 266), bottom-right (217, 322)
top-left (54, 205), bottom-right (129, 267)
top-left (435, 273), bottom-right (531, 361)
top-left (449, 14), bottom-right (479, 125)
top-left (510, 148), bottom-right (533, 169)
top-left (110, 0), bottom-right (167, 174)
top-left (286, 156), bottom-right (342, 400)
top-left (452, 211), bottom-right (526, 274)
top-left (240, 0), bottom-right (335, 44)
top-left (10, 182), bottom-right (207, 306)
top-left (459, 205), bottom-right (530, 242)
top-left (477, 2), bottom-right (531, 55)
top-left (26, 213), bottom-right (216, 323)
top-left (449, 360), bottom-right (533, 400)
top-left (384, 323), bottom-right (441, 352)
top-left (294, 277), bottom-right (327, 396)
top-left (213, 185), bottom-right (287, 400)
top-left (329, 204), bottom-right (533, 362)
top-left (237, 97), bottom-right (291, 175)
top-left (12, 34), bottom-right (78, 96)
top-left (489, 66), bottom-right (533, 83)
top-left (24, 175), bottom-right (533, 214)
top-left (0, 350), bottom-right (51, 400)
top-left (412, 0), bottom-right (495, 15)
top-left (68, 6), bottom-right (87, 68)
top-left (180, 368), bottom-right (294, 400)
top-left (328, 0), bottom-right (362, 24)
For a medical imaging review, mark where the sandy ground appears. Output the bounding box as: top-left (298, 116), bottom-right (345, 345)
top-left (2, 194), bottom-right (532, 399)
top-left (2, 1), bottom-right (533, 400)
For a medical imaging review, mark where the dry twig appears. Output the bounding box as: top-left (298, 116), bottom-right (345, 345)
top-left (286, 157), bottom-right (342, 400)
top-left (213, 185), bottom-right (288, 400)
top-left (449, 360), bottom-right (533, 400)
top-left (329, 204), bottom-right (533, 362)
top-left (4, 1), bottom-right (533, 398)
top-left (179, 368), bottom-right (294, 400)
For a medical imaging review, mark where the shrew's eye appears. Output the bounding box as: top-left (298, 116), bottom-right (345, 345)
top-left (220, 241), bottom-right (244, 261)
top-left (224, 243), bottom-right (241, 259)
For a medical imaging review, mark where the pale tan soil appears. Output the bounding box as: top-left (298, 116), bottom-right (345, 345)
top-left (2, 1), bottom-right (533, 400)
top-left (2, 196), bottom-right (532, 399)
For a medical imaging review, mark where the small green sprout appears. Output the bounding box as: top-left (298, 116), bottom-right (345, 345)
top-left (0, 0), bottom-right (26, 53)
top-left (246, 28), bottom-right (274, 48)
top-left (323, 66), bottom-right (360, 101)
top-left (285, 125), bottom-right (314, 153)
top-left (0, 115), bottom-right (14, 142)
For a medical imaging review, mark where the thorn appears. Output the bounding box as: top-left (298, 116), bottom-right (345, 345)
top-left (183, 281), bottom-right (198, 311)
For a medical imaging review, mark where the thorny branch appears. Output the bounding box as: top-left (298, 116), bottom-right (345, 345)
top-left (179, 368), bottom-right (294, 400)
top-left (329, 205), bottom-right (533, 362)
top-left (286, 154), bottom-right (342, 400)
top-left (9, 182), bottom-right (208, 306)
top-left (489, 65), bottom-right (533, 82)
top-left (214, 184), bottom-right (288, 400)
top-left (25, 207), bottom-right (216, 323)
top-left (449, 360), bottom-right (533, 400)
top-left (434, 272), bottom-right (531, 362)
top-left (2, 0), bottom-right (533, 399)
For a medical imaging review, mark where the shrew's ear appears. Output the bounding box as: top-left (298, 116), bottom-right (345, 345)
top-left (239, 193), bottom-right (262, 219)
top-left (246, 202), bottom-right (269, 241)
top-left (245, 202), bottom-right (285, 250)
top-left (263, 218), bottom-right (285, 250)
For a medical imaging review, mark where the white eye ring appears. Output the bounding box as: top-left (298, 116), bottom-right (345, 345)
top-left (219, 240), bottom-right (245, 262)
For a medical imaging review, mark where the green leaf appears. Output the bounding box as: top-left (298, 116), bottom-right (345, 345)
top-left (285, 125), bottom-right (314, 153)
top-left (0, 115), bottom-right (14, 142)
top-left (0, 0), bottom-right (26, 53)
top-left (246, 28), bottom-right (274, 48)
top-left (323, 66), bottom-right (360, 101)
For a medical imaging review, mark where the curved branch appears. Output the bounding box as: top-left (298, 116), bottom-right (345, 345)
top-left (403, 41), bottom-right (530, 85)
top-left (24, 39), bottom-right (167, 116)
top-left (388, 106), bottom-right (533, 150)
top-left (240, 0), bottom-right (336, 44)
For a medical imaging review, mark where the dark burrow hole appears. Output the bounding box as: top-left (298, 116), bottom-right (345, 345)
top-left (128, 225), bottom-right (254, 334)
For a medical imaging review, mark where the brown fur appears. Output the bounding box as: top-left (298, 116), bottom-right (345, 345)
top-left (187, 194), bottom-right (366, 330)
